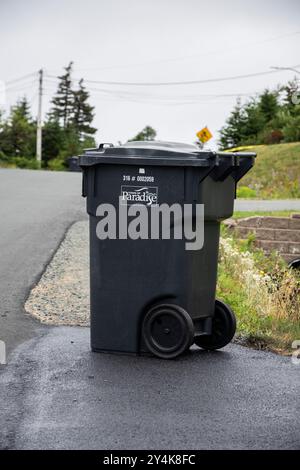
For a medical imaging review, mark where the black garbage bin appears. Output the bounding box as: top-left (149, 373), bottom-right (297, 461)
top-left (80, 141), bottom-right (255, 359)
top-left (67, 156), bottom-right (81, 172)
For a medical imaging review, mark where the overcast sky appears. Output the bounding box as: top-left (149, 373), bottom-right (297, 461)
top-left (1, 0), bottom-right (300, 148)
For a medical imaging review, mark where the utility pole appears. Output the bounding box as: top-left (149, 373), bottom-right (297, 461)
top-left (36, 69), bottom-right (43, 166)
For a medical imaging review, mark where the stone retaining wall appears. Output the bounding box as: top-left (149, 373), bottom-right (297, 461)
top-left (224, 215), bottom-right (300, 262)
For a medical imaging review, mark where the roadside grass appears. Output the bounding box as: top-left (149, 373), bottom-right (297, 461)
top-left (0, 157), bottom-right (40, 170)
top-left (0, 158), bottom-right (68, 171)
top-left (236, 142), bottom-right (300, 199)
top-left (217, 230), bottom-right (300, 354)
top-left (0, 160), bottom-right (17, 169)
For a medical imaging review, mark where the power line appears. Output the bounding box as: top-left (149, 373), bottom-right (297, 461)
top-left (6, 80), bottom-right (37, 93)
top-left (40, 82), bottom-right (253, 106)
top-left (45, 63), bottom-right (300, 87)
top-left (42, 79), bottom-right (253, 103)
top-left (87, 87), bottom-right (254, 101)
top-left (6, 60), bottom-right (298, 113)
top-left (5, 72), bottom-right (36, 85)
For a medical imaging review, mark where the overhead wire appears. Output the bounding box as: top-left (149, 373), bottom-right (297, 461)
top-left (44, 64), bottom-right (300, 87)
top-left (5, 72), bottom-right (37, 85)
top-left (5, 80), bottom-right (37, 93)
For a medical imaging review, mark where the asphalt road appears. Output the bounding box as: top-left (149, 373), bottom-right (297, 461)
top-left (234, 199), bottom-right (300, 211)
top-left (2, 328), bottom-right (300, 450)
top-left (0, 169), bottom-right (299, 450)
top-left (0, 169), bottom-right (86, 354)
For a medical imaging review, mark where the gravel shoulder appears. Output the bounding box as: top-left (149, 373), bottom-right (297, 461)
top-left (25, 221), bottom-right (89, 326)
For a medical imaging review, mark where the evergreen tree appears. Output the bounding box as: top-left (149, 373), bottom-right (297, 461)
top-left (282, 78), bottom-right (300, 115)
top-left (128, 125), bottom-right (157, 141)
top-left (14, 96), bottom-right (32, 120)
top-left (258, 89), bottom-right (279, 123)
top-left (0, 97), bottom-right (35, 158)
top-left (282, 110), bottom-right (300, 142)
top-left (219, 93), bottom-right (281, 149)
top-left (218, 99), bottom-right (246, 149)
top-left (42, 118), bottom-right (66, 164)
top-left (50, 61), bottom-right (74, 128)
top-left (242, 99), bottom-right (266, 144)
top-left (71, 79), bottom-right (96, 139)
top-left (0, 109), bottom-right (6, 159)
top-left (47, 64), bottom-right (97, 165)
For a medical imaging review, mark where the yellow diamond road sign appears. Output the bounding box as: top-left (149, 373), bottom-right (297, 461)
top-left (196, 126), bottom-right (213, 143)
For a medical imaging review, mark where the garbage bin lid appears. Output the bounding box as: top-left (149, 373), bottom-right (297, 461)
top-left (122, 140), bottom-right (199, 152)
top-left (79, 140), bottom-right (217, 167)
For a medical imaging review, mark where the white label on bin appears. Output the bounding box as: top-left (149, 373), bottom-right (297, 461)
top-left (120, 185), bottom-right (158, 206)
top-left (122, 174), bottom-right (155, 183)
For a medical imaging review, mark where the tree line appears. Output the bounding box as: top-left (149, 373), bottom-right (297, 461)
top-left (0, 60), bottom-right (158, 170)
top-left (219, 78), bottom-right (300, 149)
top-left (2, 61), bottom-right (298, 169)
top-left (0, 62), bottom-right (96, 169)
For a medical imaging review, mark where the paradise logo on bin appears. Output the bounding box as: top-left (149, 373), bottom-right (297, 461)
top-left (121, 185), bottom-right (158, 206)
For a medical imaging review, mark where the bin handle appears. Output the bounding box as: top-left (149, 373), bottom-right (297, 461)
top-left (232, 153), bottom-right (256, 182)
top-left (98, 143), bottom-right (114, 150)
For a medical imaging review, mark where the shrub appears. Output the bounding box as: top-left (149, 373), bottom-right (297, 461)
top-left (236, 185), bottom-right (257, 198)
top-left (218, 236), bottom-right (300, 351)
top-left (263, 129), bottom-right (284, 144)
top-left (0, 150), bottom-right (9, 161)
top-left (283, 115), bottom-right (300, 142)
top-left (47, 157), bottom-right (66, 171)
top-left (11, 156), bottom-right (40, 169)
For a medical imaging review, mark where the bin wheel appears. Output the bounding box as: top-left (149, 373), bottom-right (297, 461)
top-left (194, 299), bottom-right (236, 350)
top-left (288, 258), bottom-right (300, 270)
top-left (142, 304), bottom-right (194, 359)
